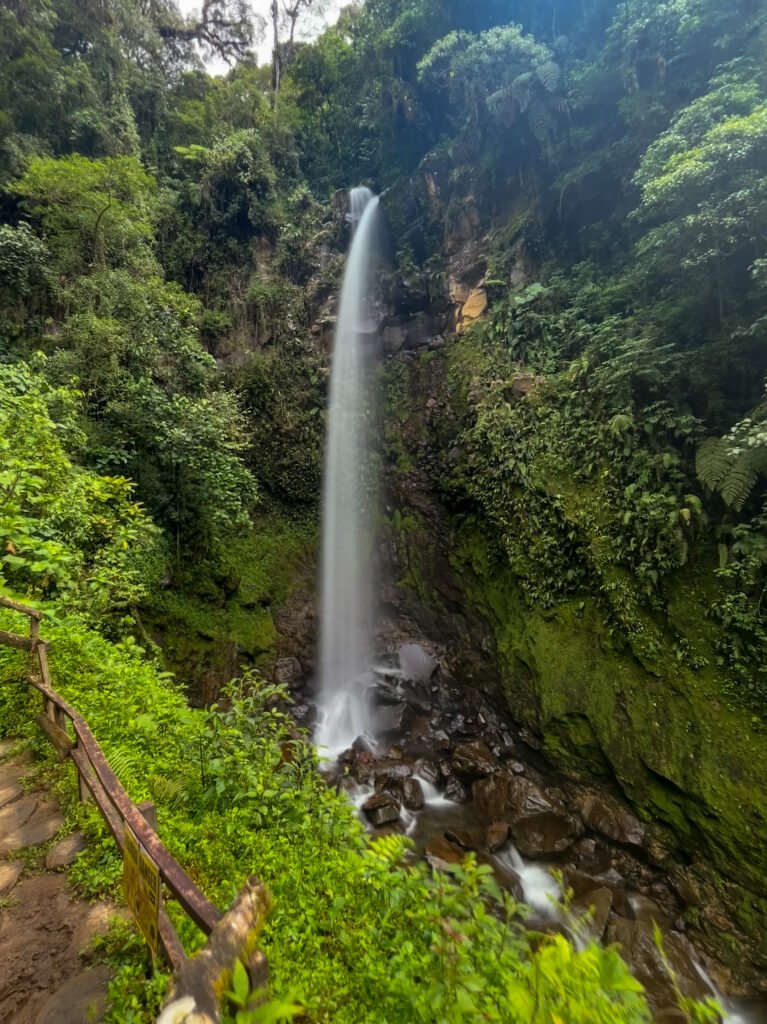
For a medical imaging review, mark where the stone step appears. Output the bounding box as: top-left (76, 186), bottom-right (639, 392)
top-left (33, 966), bottom-right (113, 1024)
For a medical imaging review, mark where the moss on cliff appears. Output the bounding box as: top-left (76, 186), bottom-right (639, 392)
top-left (141, 507), bottom-right (315, 701)
top-left (384, 343), bottom-right (767, 981)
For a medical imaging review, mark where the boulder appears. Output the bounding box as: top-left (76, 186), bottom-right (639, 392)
top-left (414, 758), bottom-right (440, 785)
top-left (578, 792), bottom-right (646, 848)
top-left (273, 657), bottom-right (303, 690)
top-left (472, 769), bottom-right (517, 820)
top-left (425, 836), bottom-right (464, 871)
top-left (444, 828), bottom-right (480, 851)
top-left (606, 918), bottom-right (711, 1012)
top-left (445, 773), bottom-right (469, 803)
top-left (351, 750), bottom-right (376, 785)
top-left (569, 887), bottom-right (613, 941)
top-left (402, 777), bottom-right (424, 811)
top-left (362, 793), bottom-right (400, 827)
top-left (512, 809), bottom-right (583, 858)
top-left (377, 702), bottom-right (416, 737)
top-left (451, 741), bottom-right (499, 780)
top-left (486, 820), bottom-right (511, 853)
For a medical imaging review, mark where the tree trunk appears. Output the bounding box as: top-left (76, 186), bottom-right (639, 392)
top-left (271, 0), bottom-right (281, 94)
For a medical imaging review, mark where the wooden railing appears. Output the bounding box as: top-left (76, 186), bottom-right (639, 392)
top-left (0, 595), bottom-right (269, 1023)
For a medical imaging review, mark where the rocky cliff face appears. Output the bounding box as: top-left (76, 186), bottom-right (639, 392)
top-left (379, 333), bottom-right (767, 992)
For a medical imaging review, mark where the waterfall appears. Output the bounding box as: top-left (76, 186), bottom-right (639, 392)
top-left (315, 187), bottom-right (382, 756)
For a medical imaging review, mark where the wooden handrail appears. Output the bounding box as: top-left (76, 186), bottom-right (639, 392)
top-left (0, 594), bottom-right (268, 1021)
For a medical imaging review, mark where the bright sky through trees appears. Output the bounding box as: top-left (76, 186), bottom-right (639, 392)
top-left (177, 0), bottom-right (347, 69)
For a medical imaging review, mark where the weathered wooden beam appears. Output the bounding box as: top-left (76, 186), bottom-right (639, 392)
top-left (31, 675), bottom-right (220, 934)
top-left (35, 711), bottom-right (75, 760)
top-left (0, 596), bottom-right (42, 619)
top-left (160, 876), bottom-right (270, 1024)
top-left (0, 629), bottom-right (37, 651)
top-left (138, 800), bottom-right (158, 831)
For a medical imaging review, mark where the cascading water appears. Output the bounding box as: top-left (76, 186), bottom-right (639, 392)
top-left (315, 187), bottom-right (382, 756)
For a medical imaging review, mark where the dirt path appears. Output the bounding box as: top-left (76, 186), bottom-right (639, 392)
top-left (0, 740), bottom-right (119, 1024)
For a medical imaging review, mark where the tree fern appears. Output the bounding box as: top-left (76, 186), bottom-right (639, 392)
top-left (536, 61), bottom-right (561, 92)
top-left (527, 94), bottom-right (555, 144)
top-left (695, 436), bottom-right (731, 490)
top-left (696, 435), bottom-right (767, 510)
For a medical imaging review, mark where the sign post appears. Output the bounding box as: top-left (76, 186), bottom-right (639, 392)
top-left (123, 823), bottom-right (160, 957)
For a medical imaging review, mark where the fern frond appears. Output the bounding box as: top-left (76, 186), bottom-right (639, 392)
top-left (536, 61), bottom-right (561, 92)
top-left (527, 95), bottom-right (554, 144)
top-left (106, 747), bottom-right (140, 783)
top-left (720, 460), bottom-right (758, 511)
top-left (695, 437), bottom-right (731, 490)
top-left (151, 774), bottom-right (189, 810)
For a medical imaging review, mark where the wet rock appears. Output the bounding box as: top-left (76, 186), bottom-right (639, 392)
top-left (446, 712), bottom-right (481, 737)
top-left (512, 809), bottom-right (583, 859)
top-left (486, 821), bottom-right (511, 853)
top-left (425, 836), bottom-right (464, 870)
top-left (374, 761), bottom-right (412, 783)
top-left (387, 745), bottom-right (404, 760)
top-left (444, 828), bottom-right (480, 851)
top-left (440, 762), bottom-right (469, 802)
top-left (377, 702), bottom-right (416, 737)
top-left (431, 730), bottom-right (452, 751)
top-left (402, 777), bottom-right (425, 811)
top-left (45, 832), bottom-right (86, 870)
top-left (451, 741), bottom-right (499, 780)
top-left (362, 793), bottom-right (400, 827)
top-left (570, 886), bottom-right (613, 941)
top-left (518, 727), bottom-right (541, 751)
top-left (398, 643), bottom-right (437, 682)
top-left (445, 773), bottom-right (469, 803)
top-left (351, 751), bottom-right (376, 785)
top-left (569, 836), bottom-right (612, 875)
top-left (606, 918), bottom-right (711, 1012)
top-left (670, 869), bottom-right (701, 907)
top-left (273, 657), bottom-right (303, 690)
top-left (414, 758), bottom-right (440, 785)
top-left (578, 792), bottom-right (646, 848)
top-left (472, 769), bottom-right (516, 820)
top-left (626, 893), bottom-right (674, 931)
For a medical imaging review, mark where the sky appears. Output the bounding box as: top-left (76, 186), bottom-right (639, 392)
top-left (177, 0), bottom-right (348, 70)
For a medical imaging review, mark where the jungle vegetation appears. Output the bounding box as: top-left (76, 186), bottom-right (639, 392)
top-left (1, 0), bottom-right (766, 1019)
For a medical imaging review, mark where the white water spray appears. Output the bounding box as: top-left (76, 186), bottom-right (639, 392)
top-left (315, 187), bottom-right (382, 757)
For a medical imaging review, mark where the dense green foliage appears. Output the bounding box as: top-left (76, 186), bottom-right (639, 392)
top-left (1, 0), bottom-right (767, 1016)
top-left (0, 617), bottom-right (666, 1023)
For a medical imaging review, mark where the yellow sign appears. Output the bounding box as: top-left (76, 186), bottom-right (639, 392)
top-left (123, 823), bottom-right (160, 956)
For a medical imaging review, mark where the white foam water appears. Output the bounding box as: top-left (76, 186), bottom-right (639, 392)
top-left (315, 187), bottom-right (382, 757)
top-left (497, 845), bottom-right (562, 918)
